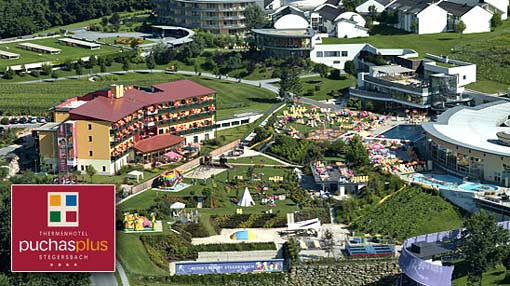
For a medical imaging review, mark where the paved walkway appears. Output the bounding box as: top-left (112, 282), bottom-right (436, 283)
top-left (90, 272), bottom-right (117, 286)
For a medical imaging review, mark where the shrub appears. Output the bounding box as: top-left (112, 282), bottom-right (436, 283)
top-left (0, 118), bottom-right (8, 125)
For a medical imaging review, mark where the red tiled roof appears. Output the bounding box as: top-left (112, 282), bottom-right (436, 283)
top-left (134, 134), bottom-right (184, 153)
top-left (69, 80), bottom-right (215, 122)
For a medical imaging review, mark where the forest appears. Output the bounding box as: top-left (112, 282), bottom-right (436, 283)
top-left (0, 0), bottom-right (150, 38)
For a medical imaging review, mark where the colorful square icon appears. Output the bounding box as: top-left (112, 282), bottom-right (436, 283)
top-left (48, 192), bottom-right (78, 227)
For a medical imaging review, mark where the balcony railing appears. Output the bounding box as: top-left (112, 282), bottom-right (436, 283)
top-left (157, 99), bottom-right (215, 114)
top-left (365, 75), bottom-right (429, 94)
top-left (152, 111), bottom-right (215, 127)
top-left (173, 125), bottom-right (215, 136)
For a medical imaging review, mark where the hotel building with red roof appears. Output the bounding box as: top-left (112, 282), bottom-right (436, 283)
top-left (33, 80), bottom-right (216, 175)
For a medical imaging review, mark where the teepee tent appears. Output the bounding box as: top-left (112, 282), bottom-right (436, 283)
top-left (238, 187), bottom-right (255, 207)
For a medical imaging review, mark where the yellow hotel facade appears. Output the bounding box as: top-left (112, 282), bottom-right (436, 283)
top-left (33, 80), bottom-right (216, 175)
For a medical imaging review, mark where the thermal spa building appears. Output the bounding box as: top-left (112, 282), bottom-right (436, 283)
top-left (34, 80), bottom-right (216, 175)
top-left (422, 101), bottom-right (510, 187)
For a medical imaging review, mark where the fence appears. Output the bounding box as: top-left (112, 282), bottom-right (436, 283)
top-left (129, 139), bottom-right (241, 195)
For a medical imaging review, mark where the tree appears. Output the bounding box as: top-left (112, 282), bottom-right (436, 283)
top-left (244, 4), bottom-right (267, 31)
top-left (86, 165), bottom-right (96, 183)
top-left (63, 59), bottom-right (73, 71)
top-left (461, 211), bottom-right (509, 286)
top-left (146, 54), bottom-right (156, 71)
top-left (122, 58), bottom-right (130, 71)
top-left (2, 68), bottom-right (15, 80)
top-left (41, 64), bottom-right (52, 76)
top-left (130, 38), bottom-right (140, 49)
top-left (322, 229), bottom-right (335, 258)
top-left (491, 12), bottom-right (502, 29)
top-left (368, 5), bottom-right (377, 17)
top-left (410, 19), bottom-right (418, 33)
top-left (343, 0), bottom-right (361, 11)
top-left (101, 16), bottom-right (109, 27)
top-left (313, 63), bottom-right (329, 78)
top-left (456, 20), bottom-right (466, 37)
top-left (152, 41), bottom-right (171, 65)
top-left (280, 67), bottom-right (302, 97)
top-left (344, 61), bottom-right (356, 75)
top-left (346, 135), bottom-right (369, 167)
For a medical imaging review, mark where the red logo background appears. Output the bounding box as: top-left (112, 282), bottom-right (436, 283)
top-left (11, 185), bottom-right (115, 272)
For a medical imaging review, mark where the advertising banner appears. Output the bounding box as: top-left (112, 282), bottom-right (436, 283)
top-left (174, 259), bottom-right (284, 275)
top-left (11, 185), bottom-right (116, 272)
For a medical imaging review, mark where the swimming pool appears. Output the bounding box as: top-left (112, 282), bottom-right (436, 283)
top-left (380, 125), bottom-right (424, 142)
top-left (458, 183), bottom-right (498, 192)
top-left (411, 174), bottom-right (461, 191)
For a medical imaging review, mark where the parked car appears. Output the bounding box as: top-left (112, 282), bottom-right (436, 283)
top-left (37, 117), bottom-right (46, 123)
top-left (10, 118), bottom-right (19, 124)
top-left (19, 117), bottom-right (28, 124)
top-left (29, 117), bottom-right (38, 124)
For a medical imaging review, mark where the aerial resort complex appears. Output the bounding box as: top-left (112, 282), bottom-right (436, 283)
top-left (2, 0), bottom-right (510, 285)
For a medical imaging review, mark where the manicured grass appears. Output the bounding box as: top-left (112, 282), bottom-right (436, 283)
top-left (301, 75), bottom-right (356, 100)
top-left (116, 232), bottom-right (169, 276)
top-left (228, 155), bottom-right (283, 166)
top-left (119, 165), bottom-right (298, 215)
top-left (452, 263), bottom-right (510, 286)
top-left (0, 73), bottom-right (277, 117)
top-left (41, 10), bottom-right (151, 34)
top-left (0, 37), bottom-right (120, 70)
top-left (322, 22), bottom-right (510, 93)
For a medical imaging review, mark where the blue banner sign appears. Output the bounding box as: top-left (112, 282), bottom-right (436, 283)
top-left (174, 259), bottom-right (284, 275)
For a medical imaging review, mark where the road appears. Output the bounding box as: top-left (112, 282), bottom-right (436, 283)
top-left (90, 272), bottom-right (117, 286)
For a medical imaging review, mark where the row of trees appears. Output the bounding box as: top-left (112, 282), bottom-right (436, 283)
top-left (0, 0), bottom-right (150, 37)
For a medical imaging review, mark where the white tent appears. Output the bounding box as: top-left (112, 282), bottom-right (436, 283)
top-left (170, 202), bottom-right (186, 209)
top-left (238, 187), bottom-right (255, 207)
top-left (127, 170), bottom-right (144, 182)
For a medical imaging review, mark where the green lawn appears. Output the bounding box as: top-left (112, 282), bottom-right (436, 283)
top-left (0, 37), bottom-right (120, 70)
top-left (452, 263), bottom-right (510, 286)
top-left (0, 73), bottom-right (277, 118)
top-left (117, 232), bottom-right (169, 276)
top-left (228, 155), bottom-right (283, 166)
top-left (41, 10), bottom-right (151, 34)
top-left (322, 22), bottom-right (510, 94)
top-left (301, 75), bottom-right (356, 100)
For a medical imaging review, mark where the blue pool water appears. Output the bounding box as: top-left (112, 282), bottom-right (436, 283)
top-left (458, 183), bottom-right (498, 192)
top-left (380, 125), bottom-right (424, 142)
top-left (412, 174), bottom-right (460, 190)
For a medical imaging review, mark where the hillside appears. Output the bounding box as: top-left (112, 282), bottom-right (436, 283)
top-left (352, 186), bottom-right (464, 241)
top-left (0, 0), bottom-right (149, 38)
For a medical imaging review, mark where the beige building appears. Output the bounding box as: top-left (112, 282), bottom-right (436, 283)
top-left (34, 80), bottom-right (216, 175)
top-left (423, 101), bottom-right (510, 186)
top-left (151, 0), bottom-right (256, 35)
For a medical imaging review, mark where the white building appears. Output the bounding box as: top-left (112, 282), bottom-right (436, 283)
top-left (356, 0), bottom-right (395, 13)
top-left (447, 0), bottom-right (509, 20)
top-left (388, 0), bottom-right (495, 34)
top-left (438, 1), bottom-right (493, 34)
top-left (423, 101), bottom-right (510, 186)
top-left (310, 42), bottom-right (417, 69)
top-left (311, 5), bottom-right (369, 38)
top-left (387, 0), bottom-right (448, 34)
top-left (271, 6), bottom-right (309, 28)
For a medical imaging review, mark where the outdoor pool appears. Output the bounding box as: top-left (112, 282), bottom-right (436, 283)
top-left (380, 125), bottom-right (424, 142)
top-left (458, 183), bottom-right (498, 192)
top-left (411, 173), bottom-right (462, 191)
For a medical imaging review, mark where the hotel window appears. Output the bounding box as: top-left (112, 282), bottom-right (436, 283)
top-left (224, 3), bottom-right (233, 8)
top-left (81, 165), bottom-right (84, 171)
top-left (88, 136), bottom-right (92, 142)
top-left (341, 51), bottom-right (348, 57)
top-left (102, 166), bottom-right (106, 172)
top-left (207, 3), bottom-right (215, 8)
top-left (89, 151), bottom-right (93, 156)
top-left (316, 51), bottom-right (323, 57)
top-left (88, 124), bottom-right (92, 130)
